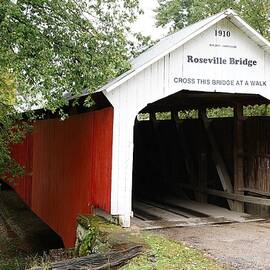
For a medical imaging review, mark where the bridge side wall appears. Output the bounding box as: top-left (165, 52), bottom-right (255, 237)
top-left (11, 107), bottom-right (113, 247)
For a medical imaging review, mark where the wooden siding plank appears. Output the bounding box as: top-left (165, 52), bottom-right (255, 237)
top-left (240, 188), bottom-right (270, 197)
top-left (180, 183), bottom-right (270, 207)
top-left (10, 134), bottom-right (33, 207)
top-left (31, 108), bottom-right (113, 247)
top-left (233, 104), bottom-right (244, 212)
top-left (133, 200), bottom-right (186, 221)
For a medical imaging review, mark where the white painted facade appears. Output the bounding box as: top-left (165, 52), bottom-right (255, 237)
top-left (101, 10), bottom-right (270, 226)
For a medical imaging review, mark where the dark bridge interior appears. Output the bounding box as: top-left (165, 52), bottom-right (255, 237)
top-left (132, 91), bottom-right (270, 226)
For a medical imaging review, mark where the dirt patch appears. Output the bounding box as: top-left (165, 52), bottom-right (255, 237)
top-left (0, 190), bottom-right (64, 269)
top-left (0, 190), bottom-right (227, 270)
top-left (155, 221), bottom-right (270, 270)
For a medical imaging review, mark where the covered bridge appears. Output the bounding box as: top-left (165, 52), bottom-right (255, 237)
top-left (8, 9), bottom-right (270, 247)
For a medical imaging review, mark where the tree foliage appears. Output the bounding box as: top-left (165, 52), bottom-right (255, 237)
top-left (155, 0), bottom-right (270, 40)
top-left (0, 0), bottom-right (140, 178)
top-left (1, 0), bottom-right (140, 111)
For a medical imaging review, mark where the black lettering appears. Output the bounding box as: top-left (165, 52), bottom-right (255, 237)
top-left (187, 55), bottom-right (194, 63)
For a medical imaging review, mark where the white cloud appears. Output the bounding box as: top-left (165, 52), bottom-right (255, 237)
top-left (132, 0), bottom-right (168, 40)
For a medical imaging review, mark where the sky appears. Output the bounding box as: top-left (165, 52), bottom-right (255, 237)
top-left (132, 0), bottom-right (168, 40)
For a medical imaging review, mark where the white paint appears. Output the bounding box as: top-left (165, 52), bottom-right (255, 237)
top-left (169, 19), bottom-right (269, 94)
top-left (105, 15), bottom-right (270, 224)
top-left (101, 9), bottom-right (270, 94)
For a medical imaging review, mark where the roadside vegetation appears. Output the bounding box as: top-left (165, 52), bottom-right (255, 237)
top-left (123, 233), bottom-right (226, 270)
top-left (0, 229), bottom-right (227, 270)
top-left (0, 193), bottom-right (226, 270)
top-left (0, 221), bottom-right (25, 270)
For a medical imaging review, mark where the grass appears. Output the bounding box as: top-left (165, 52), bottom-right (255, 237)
top-left (0, 220), bottom-right (227, 270)
top-left (0, 234), bottom-right (25, 270)
top-left (0, 190), bottom-right (67, 270)
top-left (0, 195), bottom-right (26, 270)
top-left (0, 258), bottom-right (24, 270)
top-left (122, 232), bottom-right (227, 270)
top-left (0, 193), bottom-right (227, 270)
top-left (0, 210), bottom-right (227, 270)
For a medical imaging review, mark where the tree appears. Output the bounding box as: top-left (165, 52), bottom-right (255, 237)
top-left (0, 73), bottom-right (30, 180)
top-left (0, 0), bottom-right (140, 178)
top-left (1, 0), bottom-right (140, 111)
top-left (128, 32), bottom-right (155, 58)
top-left (155, 0), bottom-right (270, 40)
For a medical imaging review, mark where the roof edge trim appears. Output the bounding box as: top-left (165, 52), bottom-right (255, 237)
top-left (230, 14), bottom-right (270, 48)
top-left (102, 8), bottom-right (270, 94)
top-left (104, 11), bottom-right (228, 93)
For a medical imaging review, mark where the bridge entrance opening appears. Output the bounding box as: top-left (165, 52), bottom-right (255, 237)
top-left (132, 90), bottom-right (270, 229)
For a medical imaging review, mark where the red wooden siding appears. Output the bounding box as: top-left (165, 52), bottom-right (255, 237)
top-left (10, 134), bottom-right (33, 207)
top-left (89, 109), bottom-right (114, 211)
top-left (10, 107), bottom-right (113, 248)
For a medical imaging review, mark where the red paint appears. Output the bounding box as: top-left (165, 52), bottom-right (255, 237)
top-left (90, 109), bottom-right (113, 211)
top-left (10, 134), bottom-right (33, 207)
top-left (11, 108), bottom-right (113, 247)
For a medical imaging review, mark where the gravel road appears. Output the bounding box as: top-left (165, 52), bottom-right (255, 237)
top-left (156, 221), bottom-right (270, 270)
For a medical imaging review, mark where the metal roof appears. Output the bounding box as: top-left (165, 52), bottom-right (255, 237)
top-left (94, 9), bottom-right (270, 94)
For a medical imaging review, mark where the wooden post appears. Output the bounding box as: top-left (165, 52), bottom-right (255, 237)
top-left (201, 108), bottom-right (234, 210)
top-left (233, 104), bottom-right (245, 212)
top-left (198, 152), bottom-right (208, 203)
top-left (150, 112), bottom-right (167, 185)
top-left (172, 111), bottom-right (200, 201)
top-left (149, 112), bottom-right (156, 121)
top-left (198, 108), bottom-right (208, 203)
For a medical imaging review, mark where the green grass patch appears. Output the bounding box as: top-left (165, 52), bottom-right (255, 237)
top-left (0, 256), bottom-right (25, 270)
top-left (0, 234), bottom-right (25, 270)
top-left (122, 233), bottom-right (227, 270)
